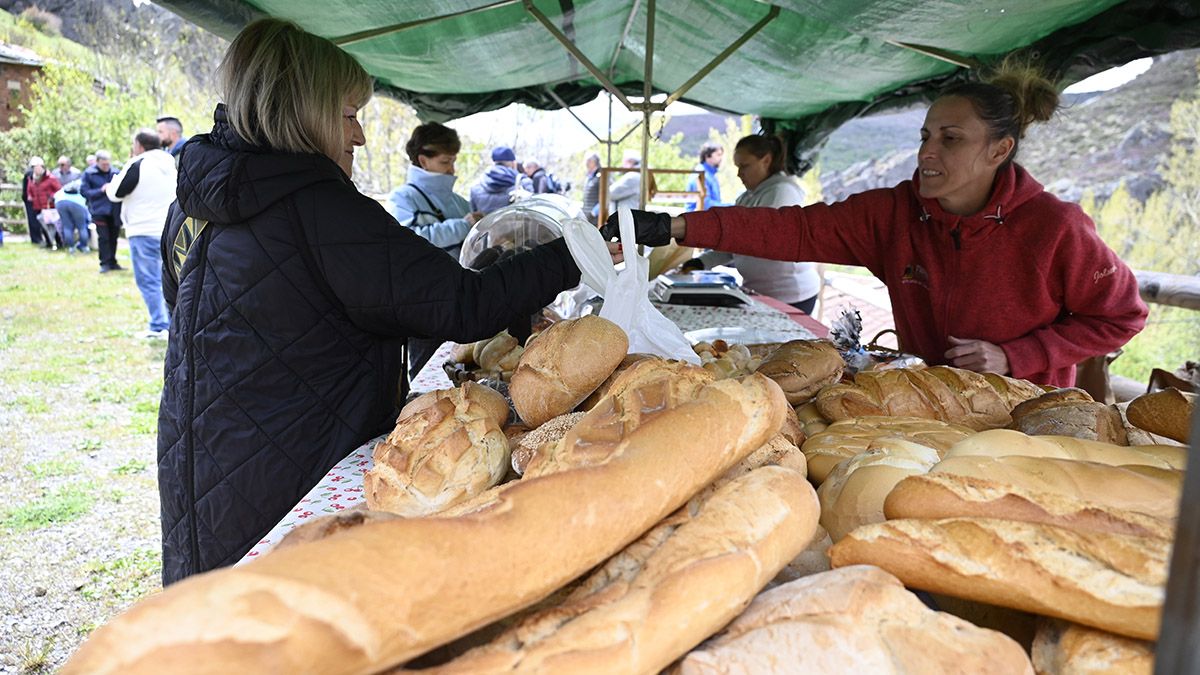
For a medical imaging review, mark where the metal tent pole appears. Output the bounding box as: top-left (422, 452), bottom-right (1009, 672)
top-left (639, 0), bottom-right (655, 209)
top-left (332, 0), bottom-right (520, 45)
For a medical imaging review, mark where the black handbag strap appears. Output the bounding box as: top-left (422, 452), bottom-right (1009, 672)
top-left (407, 184), bottom-right (445, 221)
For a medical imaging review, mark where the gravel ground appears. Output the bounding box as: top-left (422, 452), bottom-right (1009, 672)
top-left (0, 239), bottom-right (165, 672)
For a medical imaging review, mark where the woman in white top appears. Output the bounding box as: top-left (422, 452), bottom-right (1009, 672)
top-left (690, 135), bottom-right (821, 313)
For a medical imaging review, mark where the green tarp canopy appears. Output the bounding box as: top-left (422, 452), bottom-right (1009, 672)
top-left (157, 0), bottom-right (1200, 170)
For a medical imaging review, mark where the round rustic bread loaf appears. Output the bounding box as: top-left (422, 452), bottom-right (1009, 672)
top-left (1127, 387), bottom-right (1194, 444)
top-left (509, 315), bottom-right (629, 427)
top-left (364, 383), bottom-right (511, 516)
top-left (754, 339), bottom-right (844, 404)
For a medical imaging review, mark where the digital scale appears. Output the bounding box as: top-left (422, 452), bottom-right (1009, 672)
top-left (650, 271), bottom-right (753, 307)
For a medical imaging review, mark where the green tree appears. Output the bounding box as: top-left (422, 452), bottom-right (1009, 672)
top-left (0, 62), bottom-right (154, 181)
top-left (1091, 59), bottom-right (1200, 382)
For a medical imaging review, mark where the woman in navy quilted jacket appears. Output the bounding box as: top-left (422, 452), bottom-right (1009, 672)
top-left (157, 18), bottom-right (608, 584)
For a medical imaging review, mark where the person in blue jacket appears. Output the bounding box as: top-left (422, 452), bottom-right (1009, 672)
top-left (685, 142), bottom-right (728, 211)
top-left (386, 122), bottom-right (481, 261)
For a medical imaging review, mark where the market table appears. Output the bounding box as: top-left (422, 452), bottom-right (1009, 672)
top-left (238, 296), bottom-right (821, 563)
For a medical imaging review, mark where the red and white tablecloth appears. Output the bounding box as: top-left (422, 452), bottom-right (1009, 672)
top-left (239, 299), bottom-right (818, 563)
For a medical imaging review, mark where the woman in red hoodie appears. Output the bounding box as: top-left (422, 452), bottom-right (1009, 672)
top-left (605, 64), bottom-right (1147, 387)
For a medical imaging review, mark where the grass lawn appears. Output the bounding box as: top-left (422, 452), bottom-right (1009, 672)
top-left (0, 240), bottom-right (164, 672)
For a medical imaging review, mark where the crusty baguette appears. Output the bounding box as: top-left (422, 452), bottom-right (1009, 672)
top-left (754, 339), bottom-right (844, 404)
top-left (509, 315), bottom-right (628, 427)
top-left (1031, 618), bottom-right (1153, 675)
top-left (815, 366), bottom-right (1043, 430)
top-left (679, 565), bottom-right (1033, 674)
top-left (1127, 388), bottom-right (1194, 443)
top-left (929, 455), bottom-right (1182, 520)
top-left (801, 415), bottom-right (973, 484)
top-left (883, 472), bottom-right (1174, 540)
top-left (522, 358), bottom-right (713, 479)
top-left (411, 466), bottom-right (818, 674)
top-left (943, 429), bottom-right (1184, 470)
top-left (817, 439), bottom-right (940, 542)
top-left (828, 518), bottom-right (1168, 641)
top-left (62, 374), bottom-right (789, 675)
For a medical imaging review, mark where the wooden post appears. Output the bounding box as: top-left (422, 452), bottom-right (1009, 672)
top-left (1155, 406), bottom-right (1200, 674)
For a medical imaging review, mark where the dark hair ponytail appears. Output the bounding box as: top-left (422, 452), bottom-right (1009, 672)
top-left (734, 134), bottom-right (786, 174)
top-left (941, 57), bottom-right (1059, 166)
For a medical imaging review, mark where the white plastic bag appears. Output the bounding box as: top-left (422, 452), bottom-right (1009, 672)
top-left (563, 209), bottom-right (700, 364)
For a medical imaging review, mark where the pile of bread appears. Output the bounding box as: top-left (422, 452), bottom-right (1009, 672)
top-left (64, 319), bottom-right (1195, 675)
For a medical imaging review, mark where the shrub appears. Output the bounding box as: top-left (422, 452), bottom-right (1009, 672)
top-left (18, 6), bottom-right (61, 37)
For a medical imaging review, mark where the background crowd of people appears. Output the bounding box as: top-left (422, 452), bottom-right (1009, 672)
top-left (16, 115), bottom-right (188, 339)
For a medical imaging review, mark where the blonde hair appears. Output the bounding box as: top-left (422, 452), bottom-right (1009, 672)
top-left (218, 19), bottom-right (373, 160)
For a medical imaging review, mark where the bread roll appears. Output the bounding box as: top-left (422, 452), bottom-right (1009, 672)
top-left (679, 565), bottom-right (1033, 674)
top-left (943, 429), bottom-right (1182, 470)
top-left (449, 342), bottom-right (475, 366)
top-left (413, 466), bottom-right (818, 674)
top-left (801, 416), bottom-right (974, 484)
top-left (754, 339), bottom-right (844, 404)
top-left (509, 316), bottom-right (628, 427)
top-left (63, 374), bottom-right (790, 675)
top-left (815, 366), bottom-right (1043, 430)
top-left (474, 331), bottom-right (524, 375)
top-left (817, 439), bottom-right (940, 541)
top-left (1127, 388), bottom-right (1194, 443)
top-left (883, 472), bottom-right (1174, 540)
top-left (828, 518), bottom-right (1168, 640)
top-left (930, 455), bottom-right (1181, 520)
top-left (794, 401), bottom-right (829, 437)
top-left (366, 383), bottom-right (512, 516)
top-left (1032, 619), bottom-right (1153, 675)
top-left (1009, 389), bottom-right (1128, 445)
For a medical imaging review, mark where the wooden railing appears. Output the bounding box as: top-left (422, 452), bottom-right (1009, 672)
top-left (1135, 269), bottom-right (1200, 311)
top-left (0, 182), bottom-right (26, 230)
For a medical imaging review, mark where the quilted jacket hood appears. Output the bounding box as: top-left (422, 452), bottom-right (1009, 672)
top-left (177, 104), bottom-right (350, 224)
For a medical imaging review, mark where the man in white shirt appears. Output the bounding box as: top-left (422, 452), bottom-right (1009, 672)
top-left (607, 150), bottom-right (643, 216)
top-left (106, 129), bottom-right (178, 338)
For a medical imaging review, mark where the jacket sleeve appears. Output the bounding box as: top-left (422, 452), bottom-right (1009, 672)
top-left (105, 162), bottom-right (136, 203)
top-left (387, 186), bottom-right (471, 250)
top-left (302, 187), bottom-right (582, 343)
top-left (999, 220), bottom-right (1148, 379)
top-left (680, 188), bottom-right (894, 273)
top-left (80, 173), bottom-right (103, 201)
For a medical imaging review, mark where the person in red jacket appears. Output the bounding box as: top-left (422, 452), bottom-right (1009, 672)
top-left (605, 64), bottom-right (1147, 387)
top-left (25, 157), bottom-right (62, 249)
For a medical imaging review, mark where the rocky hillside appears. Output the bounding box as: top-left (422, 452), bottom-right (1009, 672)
top-left (819, 49), bottom-right (1200, 204)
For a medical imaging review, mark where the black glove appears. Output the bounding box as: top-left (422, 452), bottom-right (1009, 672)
top-left (600, 210), bottom-right (673, 247)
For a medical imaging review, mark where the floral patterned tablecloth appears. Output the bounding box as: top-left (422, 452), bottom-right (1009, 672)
top-left (239, 299), bottom-right (816, 563)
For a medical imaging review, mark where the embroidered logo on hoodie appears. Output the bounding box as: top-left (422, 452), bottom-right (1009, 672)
top-left (902, 262), bottom-right (930, 290)
top-left (1094, 265), bottom-right (1118, 283)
